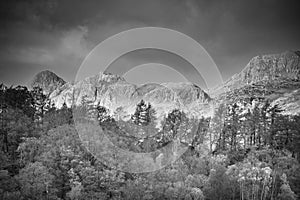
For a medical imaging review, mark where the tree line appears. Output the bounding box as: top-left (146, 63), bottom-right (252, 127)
top-left (0, 84), bottom-right (299, 200)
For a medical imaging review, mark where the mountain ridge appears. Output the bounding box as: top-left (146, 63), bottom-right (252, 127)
top-left (31, 70), bottom-right (66, 95)
top-left (31, 50), bottom-right (300, 119)
top-left (210, 50), bottom-right (300, 97)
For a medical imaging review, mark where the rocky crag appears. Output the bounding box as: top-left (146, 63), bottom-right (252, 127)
top-left (32, 50), bottom-right (300, 120)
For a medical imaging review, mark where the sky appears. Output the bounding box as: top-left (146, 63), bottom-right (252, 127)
top-left (0, 0), bottom-right (299, 89)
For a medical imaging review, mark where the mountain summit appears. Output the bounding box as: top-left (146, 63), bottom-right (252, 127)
top-left (31, 70), bottom-right (66, 95)
top-left (31, 50), bottom-right (300, 119)
top-left (211, 50), bottom-right (300, 115)
top-left (212, 51), bottom-right (300, 97)
top-left (48, 72), bottom-right (211, 120)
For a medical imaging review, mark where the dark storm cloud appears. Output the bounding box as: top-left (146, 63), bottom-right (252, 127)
top-left (0, 0), bottom-right (191, 30)
top-left (0, 0), bottom-right (299, 86)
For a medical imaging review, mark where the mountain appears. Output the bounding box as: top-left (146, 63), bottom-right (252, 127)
top-left (211, 51), bottom-right (300, 97)
top-left (33, 50), bottom-right (300, 120)
top-left (31, 70), bottom-right (66, 95)
top-left (48, 72), bottom-right (211, 121)
top-left (210, 50), bottom-right (300, 115)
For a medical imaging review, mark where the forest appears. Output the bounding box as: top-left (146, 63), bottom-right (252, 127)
top-left (0, 84), bottom-right (300, 200)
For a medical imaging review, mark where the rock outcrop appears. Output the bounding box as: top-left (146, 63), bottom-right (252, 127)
top-left (33, 50), bottom-right (300, 119)
top-left (31, 70), bottom-right (66, 95)
top-left (211, 51), bottom-right (300, 115)
top-left (48, 72), bottom-right (211, 120)
top-left (212, 51), bottom-right (300, 97)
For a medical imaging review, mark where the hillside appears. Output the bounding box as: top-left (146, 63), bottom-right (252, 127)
top-left (31, 70), bottom-right (66, 95)
top-left (211, 51), bottom-right (300, 115)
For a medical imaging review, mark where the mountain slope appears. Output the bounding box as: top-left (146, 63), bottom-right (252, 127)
top-left (49, 72), bottom-right (212, 120)
top-left (212, 51), bottom-right (300, 97)
top-left (31, 70), bottom-right (66, 95)
top-left (33, 50), bottom-right (300, 119)
top-left (211, 51), bottom-right (300, 115)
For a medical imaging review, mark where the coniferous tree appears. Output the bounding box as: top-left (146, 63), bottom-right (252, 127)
top-left (4, 85), bottom-right (34, 119)
top-left (131, 100), bottom-right (153, 126)
top-left (268, 104), bottom-right (283, 148)
top-left (228, 103), bottom-right (239, 151)
top-left (31, 86), bottom-right (49, 124)
top-left (160, 109), bottom-right (186, 146)
top-left (96, 103), bottom-right (114, 126)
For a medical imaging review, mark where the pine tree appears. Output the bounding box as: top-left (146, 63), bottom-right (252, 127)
top-left (31, 86), bottom-right (49, 124)
top-left (131, 100), bottom-right (153, 126)
top-left (160, 109), bottom-right (185, 146)
top-left (268, 104), bottom-right (283, 148)
top-left (96, 103), bottom-right (113, 125)
top-left (4, 85), bottom-right (35, 119)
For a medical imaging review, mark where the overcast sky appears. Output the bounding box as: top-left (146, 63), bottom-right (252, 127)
top-left (0, 0), bottom-right (299, 88)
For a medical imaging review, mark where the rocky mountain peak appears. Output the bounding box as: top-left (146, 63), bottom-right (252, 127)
top-left (243, 51), bottom-right (300, 81)
top-left (238, 51), bottom-right (299, 84)
top-left (31, 70), bottom-right (66, 95)
top-left (212, 51), bottom-right (300, 97)
top-left (48, 71), bottom-right (212, 120)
